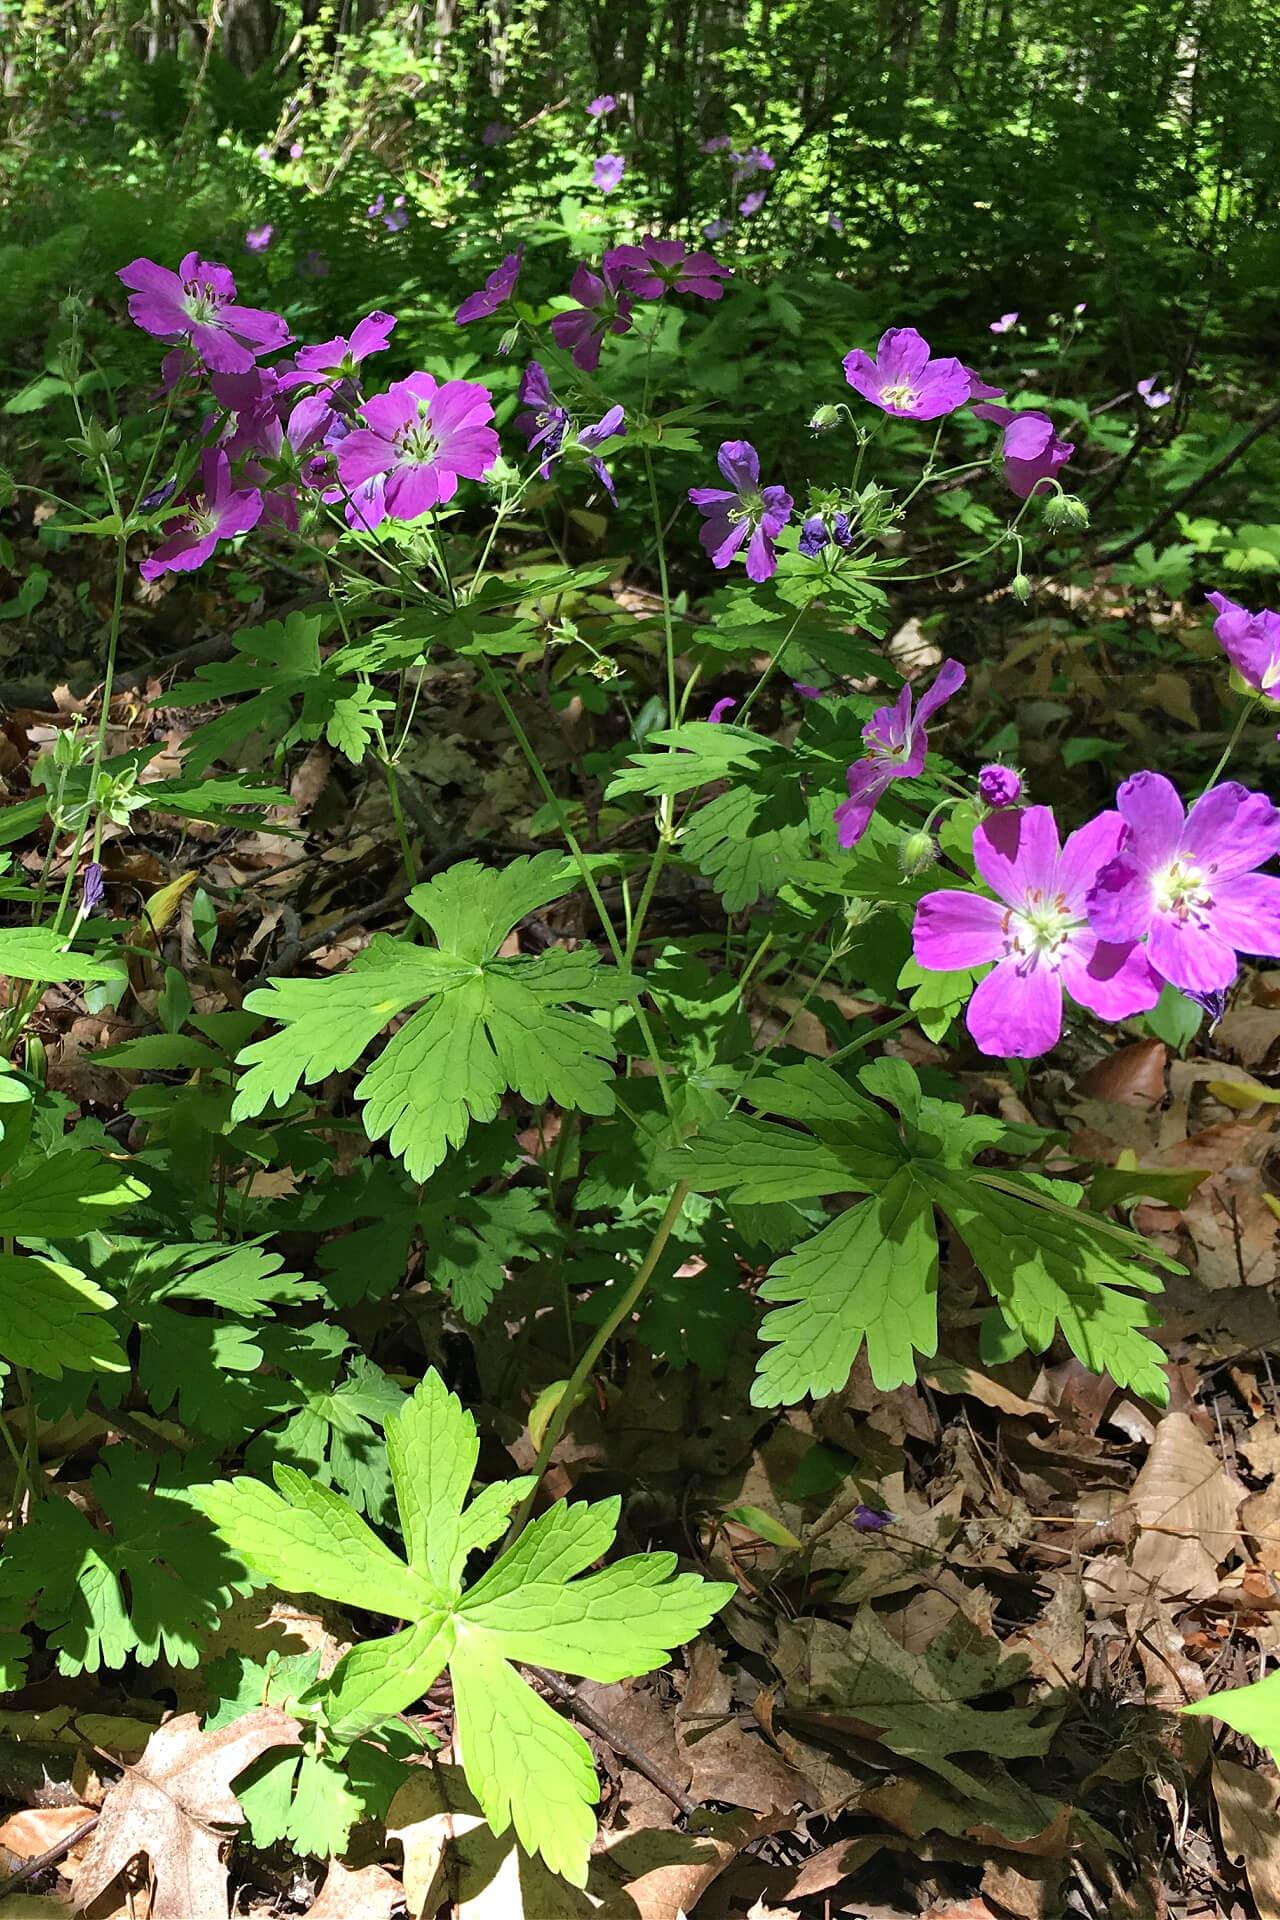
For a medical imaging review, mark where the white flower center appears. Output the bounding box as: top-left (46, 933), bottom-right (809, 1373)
top-left (400, 411), bottom-right (440, 464)
top-left (1006, 888), bottom-right (1077, 966)
top-left (1152, 857), bottom-right (1210, 923)
top-left (880, 381), bottom-right (920, 410)
top-left (183, 285), bottom-right (222, 326)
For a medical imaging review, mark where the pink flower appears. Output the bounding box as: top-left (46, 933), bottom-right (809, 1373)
top-left (738, 189), bottom-right (766, 217)
top-left (914, 807), bottom-right (1162, 1057)
top-left (1137, 376), bottom-right (1171, 410)
top-left (283, 310), bottom-right (397, 388)
top-left (1086, 772), bottom-right (1280, 997)
top-left (138, 449), bottom-right (263, 580)
top-left (335, 372), bottom-right (499, 527)
top-left (708, 697), bottom-right (737, 723)
top-left (843, 327), bottom-right (972, 422)
top-left (978, 764), bottom-right (1023, 808)
top-left (117, 252), bottom-right (290, 374)
top-left (587, 94), bottom-right (617, 117)
top-left (972, 404), bottom-right (1074, 498)
top-left (244, 224), bottom-right (274, 253)
top-left (1207, 592), bottom-right (1280, 700)
top-left (834, 660), bottom-right (965, 848)
top-left (989, 311), bottom-right (1018, 334)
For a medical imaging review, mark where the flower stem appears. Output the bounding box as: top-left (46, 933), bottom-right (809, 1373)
top-left (500, 1180), bottom-right (690, 1550)
top-left (1201, 695), bottom-right (1260, 794)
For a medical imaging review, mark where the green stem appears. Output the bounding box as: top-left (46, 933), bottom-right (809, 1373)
top-left (1201, 695), bottom-right (1260, 794)
top-left (500, 1180), bottom-right (689, 1549)
top-left (643, 448), bottom-right (679, 732)
top-left (383, 761), bottom-right (419, 888)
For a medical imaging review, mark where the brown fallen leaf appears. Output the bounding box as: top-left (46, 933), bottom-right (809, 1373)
top-left (674, 1642), bottom-right (806, 1815)
top-left (70, 1708), bottom-right (300, 1920)
top-left (1085, 1411), bottom-right (1244, 1614)
top-left (302, 1860), bottom-right (403, 1919)
top-left (1213, 1757), bottom-right (1280, 1920)
top-left (1077, 1039), bottom-right (1167, 1107)
top-left (0, 1805), bottom-right (94, 1861)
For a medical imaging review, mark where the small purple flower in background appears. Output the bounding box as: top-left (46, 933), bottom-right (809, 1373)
top-left (288, 140), bottom-right (304, 158)
top-left (827, 212), bottom-right (845, 234)
top-left (738, 189), bottom-right (766, 218)
top-left (284, 310), bottom-right (397, 388)
top-left (575, 405), bottom-right (626, 501)
top-left (914, 806), bottom-right (1162, 1058)
top-left (843, 327), bottom-right (972, 422)
top-left (852, 1504), bottom-right (892, 1533)
top-left (604, 235), bottom-right (731, 300)
top-left (702, 134), bottom-right (733, 153)
top-left (593, 153), bottom-right (625, 193)
top-left (989, 311), bottom-right (1018, 334)
top-left (703, 217), bottom-right (731, 241)
top-left (138, 475), bottom-right (178, 513)
top-left (81, 863), bottom-right (105, 913)
top-left (1137, 375), bottom-right (1171, 410)
top-left (139, 449), bottom-right (263, 581)
top-left (1086, 771), bottom-right (1280, 997)
top-left (335, 372), bottom-right (499, 527)
top-left (688, 439), bottom-right (793, 585)
top-left (481, 120), bottom-right (514, 147)
top-left (244, 224), bottom-right (274, 254)
top-left (549, 261), bottom-right (634, 371)
top-left (979, 763), bottom-right (1023, 809)
top-left (118, 252), bottom-right (290, 374)
top-left (299, 250), bottom-right (329, 278)
top-left (456, 248), bottom-right (524, 325)
top-left (733, 145), bottom-right (774, 177)
top-left (1207, 591), bottom-right (1280, 702)
top-left (587, 94), bottom-right (617, 117)
top-left (972, 404), bottom-right (1074, 498)
top-left (367, 193), bottom-right (386, 219)
top-left (516, 362), bottom-right (569, 472)
top-left (834, 660), bottom-right (965, 848)
top-left (708, 697), bottom-right (738, 723)
top-left (383, 195), bottom-right (409, 233)
top-left (793, 683), bottom-right (823, 699)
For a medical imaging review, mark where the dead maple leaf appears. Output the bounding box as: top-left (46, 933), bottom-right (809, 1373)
top-left (70, 1708), bottom-right (299, 1920)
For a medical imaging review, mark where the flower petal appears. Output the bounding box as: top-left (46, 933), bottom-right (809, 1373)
top-left (966, 955), bottom-right (1063, 1057)
top-left (1184, 782), bottom-right (1280, 879)
top-left (1114, 770), bottom-right (1183, 870)
top-left (1208, 874), bottom-right (1280, 960)
top-left (972, 805), bottom-right (1062, 907)
top-left (1148, 911), bottom-right (1238, 995)
top-left (912, 890), bottom-right (1006, 970)
top-left (1059, 933), bottom-right (1162, 1021)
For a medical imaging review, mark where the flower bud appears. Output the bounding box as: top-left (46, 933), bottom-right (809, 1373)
top-left (1043, 492), bottom-right (1089, 532)
top-left (498, 325), bottom-right (520, 358)
top-left (842, 896), bottom-right (874, 929)
top-left (808, 404), bottom-right (841, 434)
top-left (1011, 571), bottom-right (1032, 603)
top-left (978, 763), bottom-right (1023, 809)
top-left (898, 828), bottom-right (938, 875)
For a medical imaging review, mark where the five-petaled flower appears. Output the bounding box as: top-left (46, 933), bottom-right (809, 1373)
top-left (603, 236), bottom-right (731, 301)
top-left (972, 404), bottom-right (1074, 498)
top-left (549, 261), bottom-right (634, 371)
top-left (587, 94), bottom-right (617, 117)
top-left (989, 311), bottom-right (1018, 334)
top-left (834, 659), bottom-right (965, 848)
top-left (1207, 592), bottom-right (1280, 704)
top-left (842, 327), bottom-right (973, 422)
top-left (455, 249), bottom-right (524, 326)
top-left (739, 189), bottom-right (766, 218)
top-left (914, 806), bottom-right (1162, 1057)
top-left (335, 373), bottom-right (499, 527)
top-left (118, 252), bottom-right (290, 373)
top-left (1086, 772), bottom-right (1280, 998)
top-left (688, 440), bottom-right (793, 584)
top-left (283, 311), bottom-right (397, 388)
top-left (139, 449), bottom-right (263, 580)
top-left (1137, 376), bottom-right (1171, 409)
top-left (593, 154), bottom-right (625, 193)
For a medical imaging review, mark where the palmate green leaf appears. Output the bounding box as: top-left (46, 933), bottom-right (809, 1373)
top-left (606, 720), bottom-right (780, 799)
top-left (0, 1150), bottom-right (146, 1236)
top-left (1185, 1669), bottom-right (1280, 1755)
top-left (678, 785), bottom-right (814, 911)
top-left (0, 1253), bottom-right (127, 1377)
top-left (0, 928), bottom-right (121, 984)
top-left (198, 1368), bottom-right (733, 1885)
top-left (753, 1168), bottom-right (939, 1402)
top-left (234, 856), bottom-right (630, 1181)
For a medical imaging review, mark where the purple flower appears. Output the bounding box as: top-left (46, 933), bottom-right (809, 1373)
top-left (834, 660), bottom-right (965, 849)
top-left (138, 449), bottom-right (263, 581)
top-left (138, 476), bottom-right (178, 513)
top-left (708, 697), bottom-right (738, 723)
top-left (282, 311), bottom-right (397, 393)
top-left (117, 252), bottom-right (290, 374)
top-left (733, 146), bottom-right (774, 177)
top-left (383, 195), bottom-right (409, 233)
top-left (299, 250), bottom-right (329, 279)
top-left (915, 807), bottom-right (1162, 1057)
top-left (827, 213), bottom-right (845, 234)
top-left (688, 440), bottom-right (793, 584)
top-left (793, 683), bottom-right (822, 699)
top-left (549, 261), bottom-right (634, 372)
top-left (516, 362), bottom-right (569, 471)
top-left (1086, 772), bottom-right (1280, 998)
top-left (244, 224), bottom-right (274, 253)
top-left (703, 218), bottom-right (731, 241)
top-left (1138, 376), bottom-right (1171, 410)
top-left (575, 404), bottom-right (626, 501)
top-left (455, 247), bottom-right (523, 325)
top-left (593, 153), bottom-right (625, 193)
top-left (702, 134), bottom-right (733, 153)
top-left (989, 311), bottom-right (1018, 334)
top-left (979, 764), bottom-right (1023, 809)
top-left (842, 327), bottom-right (972, 422)
top-left (288, 140), bottom-right (303, 159)
top-left (852, 1504), bottom-right (892, 1532)
top-left (972, 404), bottom-right (1074, 498)
top-left (81, 862), bottom-right (105, 912)
top-left (587, 94), bottom-right (617, 117)
top-left (603, 235), bottom-right (731, 301)
top-left (481, 120), bottom-right (514, 147)
top-left (367, 194), bottom-right (386, 219)
top-left (739, 189), bottom-right (766, 217)
top-left (1207, 592), bottom-right (1280, 700)
top-left (798, 510), bottom-right (853, 557)
top-left (335, 372), bottom-right (498, 527)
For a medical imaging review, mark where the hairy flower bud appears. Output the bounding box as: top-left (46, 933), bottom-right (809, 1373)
top-left (978, 763), bottom-right (1023, 809)
top-left (1043, 492), bottom-right (1089, 532)
top-left (898, 829), bottom-right (938, 875)
top-left (808, 404), bottom-right (842, 434)
top-left (1011, 571), bottom-right (1032, 603)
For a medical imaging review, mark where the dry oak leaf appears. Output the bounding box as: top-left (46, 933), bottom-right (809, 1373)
top-left (1212, 1757), bottom-right (1280, 1920)
top-left (1085, 1411), bottom-right (1244, 1614)
top-left (302, 1860), bottom-right (403, 1919)
top-left (70, 1708), bottom-right (299, 1920)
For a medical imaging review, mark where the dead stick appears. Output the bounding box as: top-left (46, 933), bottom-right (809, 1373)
top-left (525, 1667), bottom-right (698, 1816)
top-left (0, 1814), bottom-right (98, 1898)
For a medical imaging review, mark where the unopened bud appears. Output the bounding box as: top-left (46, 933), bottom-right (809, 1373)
top-left (1011, 571), bottom-right (1032, 603)
top-left (978, 764), bottom-right (1023, 809)
top-left (898, 829), bottom-right (938, 876)
top-left (808, 404), bottom-right (841, 434)
top-left (1043, 492), bottom-right (1089, 532)
top-left (842, 896), bottom-right (874, 929)
top-left (498, 325), bottom-right (520, 357)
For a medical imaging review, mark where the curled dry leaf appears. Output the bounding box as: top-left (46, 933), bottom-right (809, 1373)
top-left (1085, 1411), bottom-right (1244, 1614)
top-left (70, 1708), bottom-right (299, 1920)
